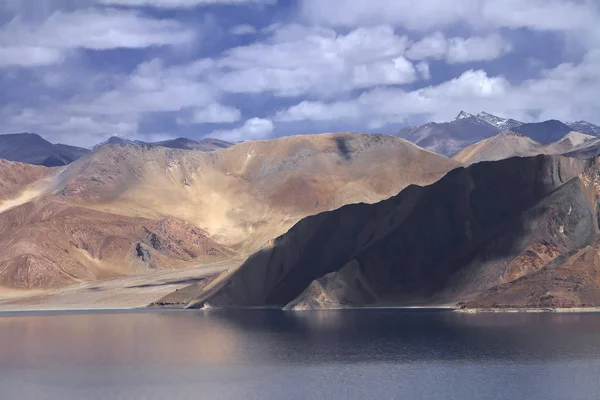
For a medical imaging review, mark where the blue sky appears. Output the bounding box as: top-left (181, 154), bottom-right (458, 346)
top-left (0, 0), bottom-right (599, 147)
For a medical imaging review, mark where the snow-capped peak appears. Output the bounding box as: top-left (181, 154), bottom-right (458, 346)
top-left (567, 121), bottom-right (600, 136)
top-left (476, 111), bottom-right (523, 131)
top-left (455, 111), bottom-right (474, 120)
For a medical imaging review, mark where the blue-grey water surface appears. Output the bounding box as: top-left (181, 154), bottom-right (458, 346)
top-left (1, 309), bottom-right (600, 399)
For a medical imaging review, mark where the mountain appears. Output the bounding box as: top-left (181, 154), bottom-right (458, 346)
top-left (94, 136), bottom-right (232, 152)
top-left (512, 120), bottom-right (573, 143)
top-left (452, 131), bottom-right (542, 165)
top-left (394, 111), bottom-right (500, 156)
top-left (394, 112), bottom-right (600, 156)
top-left (0, 133), bottom-right (459, 289)
top-left (175, 154), bottom-right (600, 310)
top-left (476, 112), bottom-right (523, 131)
top-left (152, 137), bottom-right (232, 151)
top-left (0, 133), bottom-right (89, 167)
top-left (567, 121), bottom-right (600, 136)
top-left (452, 131), bottom-right (595, 165)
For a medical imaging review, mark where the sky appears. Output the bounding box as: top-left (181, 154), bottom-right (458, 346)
top-left (1, 0), bottom-right (600, 147)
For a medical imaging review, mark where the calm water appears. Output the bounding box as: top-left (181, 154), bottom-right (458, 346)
top-left (1, 309), bottom-right (600, 399)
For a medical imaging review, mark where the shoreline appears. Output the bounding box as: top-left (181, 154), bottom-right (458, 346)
top-left (455, 307), bottom-right (600, 313)
top-left (3, 303), bottom-right (600, 315)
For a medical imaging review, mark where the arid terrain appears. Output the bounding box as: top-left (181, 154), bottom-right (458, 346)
top-left (182, 154), bottom-right (600, 311)
top-left (3, 112), bottom-right (600, 312)
top-left (0, 132), bottom-right (459, 299)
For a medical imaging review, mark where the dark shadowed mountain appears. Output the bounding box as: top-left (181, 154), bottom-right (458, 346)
top-left (512, 120), bottom-right (573, 143)
top-left (175, 154), bottom-right (600, 310)
top-left (0, 133), bottom-right (89, 167)
top-left (567, 121), bottom-right (600, 136)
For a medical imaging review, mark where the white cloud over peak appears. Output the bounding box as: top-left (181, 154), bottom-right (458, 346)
top-left (178, 103), bottom-right (242, 124)
top-left (211, 117), bottom-right (274, 141)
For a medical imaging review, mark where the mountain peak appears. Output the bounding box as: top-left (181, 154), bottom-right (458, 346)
top-left (455, 111), bottom-right (474, 120)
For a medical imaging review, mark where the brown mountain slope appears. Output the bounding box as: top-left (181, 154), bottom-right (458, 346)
top-left (452, 131), bottom-right (595, 165)
top-left (180, 154), bottom-right (600, 310)
top-left (0, 132), bottom-right (459, 290)
top-left (53, 133), bottom-right (459, 253)
top-left (0, 196), bottom-right (235, 289)
top-left (0, 160), bottom-right (55, 213)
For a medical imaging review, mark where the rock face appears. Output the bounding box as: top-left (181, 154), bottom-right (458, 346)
top-left (0, 133), bottom-right (89, 166)
top-left (0, 132), bottom-right (459, 289)
top-left (187, 154), bottom-right (600, 309)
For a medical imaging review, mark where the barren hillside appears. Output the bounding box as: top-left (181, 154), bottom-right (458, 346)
top-left (0, 132), bottom-right (459, 290)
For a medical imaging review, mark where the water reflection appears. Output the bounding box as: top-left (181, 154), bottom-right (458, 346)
top-left (1, 310), bottom-right (600, 400)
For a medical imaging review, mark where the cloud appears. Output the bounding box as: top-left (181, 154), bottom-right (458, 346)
top-left (100, 0), bottom-right (277, 8)
top-left (229, 24), bottom-right (257, 35)
top-left (216, 25), bottom-right (416, 97)
top-left (276, 47), bottom-right (600, 129)
top-left (415, 61), bottom-right (430, 80)
top-left (406, 32), bottom-right (512, 63)
top-left (300, 0), bottom-right (600, 34)
top-left (178, 103), bottom-right (242, 124)
top-left (210, 117), bottom-right (274, 141)
top-left (0, 46), bottom-right (64, 67)
top-left (0, 8), bottom-right (193, 67)
top-left (275, 69), bottom-right (511, 127)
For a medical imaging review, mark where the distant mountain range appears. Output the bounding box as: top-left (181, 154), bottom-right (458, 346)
top-left (395, 111), bottom-right (600, 156)
top-left (0, 134), bottom-right (233, 166)
top-left (94, 136), bottom-right (232, 152)
top-left (0, 133), bottom-right (89, 167)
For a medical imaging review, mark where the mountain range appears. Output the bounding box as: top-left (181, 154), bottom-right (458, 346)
top-left (0, 133), bottom-right (233, 167)
top-left (3, 112), bottom-right (600, 311)
top-left (395, 111), bottom-right (600, 156)
top-left (0, 133), bottom-right (457, 291)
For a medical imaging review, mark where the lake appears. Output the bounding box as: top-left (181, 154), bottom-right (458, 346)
top-left (1, 309), bottom-right (600, 399)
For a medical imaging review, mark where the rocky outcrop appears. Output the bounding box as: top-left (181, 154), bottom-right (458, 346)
top-left (187, 155), bottom-right (596, 309)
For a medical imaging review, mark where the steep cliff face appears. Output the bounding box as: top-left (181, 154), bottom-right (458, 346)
top-left (188, 155), bottom-right (595, 309)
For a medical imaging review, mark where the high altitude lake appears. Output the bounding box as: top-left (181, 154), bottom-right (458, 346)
top-left (1, 309), bottom-right (600, 399)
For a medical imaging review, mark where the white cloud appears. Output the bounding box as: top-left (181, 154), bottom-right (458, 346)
top-left (300, 0), bottom-right (599, 34)
top-left (0, 46), bottom-right (64, 67)
top-left (178, 103), bottom-right (241, 124)
top-left (276, 69), bottom-right (511, 127)
top-left (415, 61), bottom-right (430, 80)
top-left (216, 25), bottom-right (416, 97)
top-left (230, 24), bottom-right (257, 35)
top-left (275, 47), bottom-right (600, 129)
top-left (0, 8), bottom-right (193, 67)
top-left (100, 0), bottom-right (277, 7)
top-left (406, 32), bottom-right (512, 63)
top-left (210, 117), bottom-right (274, 141)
